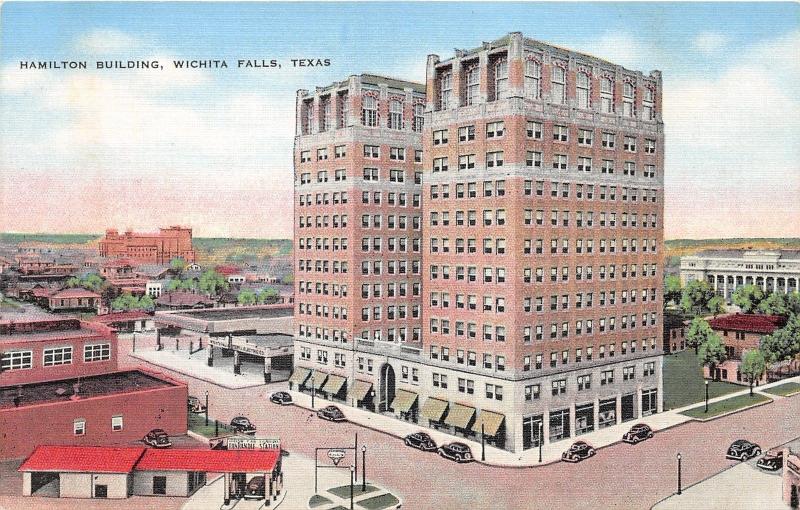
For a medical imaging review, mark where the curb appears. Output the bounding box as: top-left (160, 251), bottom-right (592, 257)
top-left (679, 396), bottom-right (773, 423)
top-left (128, 352), bottom-right (264, 390)
top-left (187, 430), bottom-right (210, 443)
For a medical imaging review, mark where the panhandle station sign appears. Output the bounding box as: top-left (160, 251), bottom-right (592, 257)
top-left (227, 437), bottom-right (281, 450)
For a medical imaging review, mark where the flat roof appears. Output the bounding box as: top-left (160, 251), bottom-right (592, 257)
top-left (136, 448), bottom-right (280, 473)
top-left (708, 314), bottom-right (787, 334)
top-left (19, 446), bottom-right (146, 474)
top-left (170, 307), bottom-right (293, 321)
top-left (0, 370), bottom-right (178, 410)
top-left (0, 327), bottom-right (105, 344)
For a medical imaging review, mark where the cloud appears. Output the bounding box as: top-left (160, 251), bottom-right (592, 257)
top-left (73, 28), bottom-right (141, 55)
top-left (691, 32), bottom-right (728, 55)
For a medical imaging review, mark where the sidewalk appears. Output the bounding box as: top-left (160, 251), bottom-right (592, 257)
top-left (131, 348), bottom-right (265, 389)
top-left (287, 374), bottom-right (799, 468)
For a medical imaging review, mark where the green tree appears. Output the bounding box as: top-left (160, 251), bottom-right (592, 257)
top-left (138, 295), bottom-right (155, 311)
top-left (199, 270), bottom-right (228, 296)
top-left (65, 276), bottom-right (81, 288)
top-left (664, 275), bottom-right (682, 305)
top-left (740, 349), bottom-right (767, 396)
top-left (238, 288), bottom-right (257, 305)
top-left (760, 314), bottom-right (800, 363)
top-left (259, 288), bottom-right (280, 304)
top-left (732, 284), bottom-right (765, 314)
top-left (82, 273), bottom-right (104, 292)
top-left (786, 292), bottom-right (800, 316)
top-left (686, 317), bottom-right (716, 354)
top-left (680, 280), bottom-right (715, 316)
top-left (280, 274), bottom-right (294, 285)
top-left (707, 295), bottom-right (726, 317)
top-left (165, 279), bottom-right (181, 292)
top-left (698, 334), bottom-right (727, 381)
top-left (757, 292), bottom-right (789, 316)
top-left (169, 258), bottom-right (187, 273)
top-left (111, 293), bottom-right (139, 311)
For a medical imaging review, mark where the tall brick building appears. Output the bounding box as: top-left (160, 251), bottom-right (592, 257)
top-left (98, 226), bottom-right (196, 264)
top-left (292, 33), bottom-right (665, 453)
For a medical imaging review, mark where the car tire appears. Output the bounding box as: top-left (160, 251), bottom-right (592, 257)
top-left (648, 432), bottom-right (654, 439)
top-left (754, 449), bottom-right (761, 458)
top-left (589, 449), bottom-right (596, 456)
top-left (404, 439), bottom-right (411, 447)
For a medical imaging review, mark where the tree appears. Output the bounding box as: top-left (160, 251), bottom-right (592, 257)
top-left (82, 273), bottom-right (104, 292)
top-left (786, 292), bottom-right (800, 316)
top-left (258, 288), bottom-right (280, 304)
top-left (664, 275), bottom-right (682, 305)
top-left (65, 276), bottom-right (81, 288)
top-left (169, 258), bottom-right (187, 273)
top-left (686, 317), bottom-right (716, 354)
top-left (199, 270), bottom-right (228, 296)
top-left (111, 293), bottom-right (139, 311)
top-left (280, 274), bottom-right (294, 285)
top-left (757, 292), bottom-right (789, 316)
top-left (138, 295), bottom-right (155, 311)
top-left (707, 295), bottom-right (726, 317)
top-left (680, 280), bottom-right (715, 316)
top-left (760, 314), bottom-right (800, 363)
top-left (740, 349), bottom-right (767, 396)
top-left (732, 284), bottom-right (765, 314)
top-left (698, 334), bottom-right (727, 381)
top-left (238, 289), bottom-right (257, 305)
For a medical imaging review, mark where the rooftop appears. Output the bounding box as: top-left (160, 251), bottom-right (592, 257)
top-left (49, 288), bottom-right (101, 299)
top-left (19, 446), bottom-right (146, 474)
top-left (306, 73), bottom-right (425, 96)
top-left (0, 370), bottom-right (178, 410)
top-left (708, 314), bottom-right (787, 334)
top-left (0, 318), bottom-right (110, 344)
top-left (689, 249), bottom-right (800, 260)
top-left (162, 305), bottom-right (293, 322)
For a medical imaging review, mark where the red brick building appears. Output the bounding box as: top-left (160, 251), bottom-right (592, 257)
top-left (706, 313), bottom-right (787, 383)
top-left (99, 226), bottom-right (196, 264)
top-left (47, 288), bottom-right (101, 312)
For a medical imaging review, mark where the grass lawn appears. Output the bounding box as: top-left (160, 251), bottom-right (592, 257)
top-left (763, 382), bottom-right (800, 397)
top-left (328, 484), bottom-right (378, 499)
top-left (680, 393), bottom-right (771, 419)
top-left (357, 493), bottom-right (401, 510)
top-left (187, 412), bottom-right (233, 438)
top-left (309, 495), bottom-right (332, 508)
top-left (663, 349), bottom-right (742, 410)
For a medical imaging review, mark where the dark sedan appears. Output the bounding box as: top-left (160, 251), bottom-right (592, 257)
top-left (404, 432), bottom-right (437, 452)
top-left (270, 391), bottom-right (293, 405)
top-left (437, 442), bottom-right (473, 463)
top-left (622, 423), bottom-right (654, 444)
top-left (726, 439), bottom-right (761, 461)
top-left (143, 428), bottom-right (172, 448)
top-left (230, 416), bottom-right (257, 435)
top-left (562, 441), bottom-right (596, 463)
top-left (244, 476), bottom-right (265, 500)
top-left (756, 449), bottom-right (784, 471)
top-left (317, 405), bottom-right (346, 422)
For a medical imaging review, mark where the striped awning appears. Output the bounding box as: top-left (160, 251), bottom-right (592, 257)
top-left (350, 380), bottom-right (373, 401)
top-left (288, 367), bottom-right (311, 386)
top-left (420, 397), bottom-right (448, 422)
top-left (390, 390), bottom-right (418, 413)
top-left (472, 410), bottom-right (506, 436)
top-left (444, 403), bottom-right (475, 429)
top-left (310, 371), bottom-right (328, 390)
top-left (322, 374), bottom-right (346, 394)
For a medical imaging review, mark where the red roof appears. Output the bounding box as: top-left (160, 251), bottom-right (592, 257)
top-left (50, 288), bottom-right (101, 299)
top-left (19, 446), bottom-right (145, 474)
top-left (136, 448), bottom-right (280, 473)
top-left (708, 314), bottom-right (787, 334)
top-left (90, 311), bottom-right (151, 324)
top-left (215, 265), bottom-right (241, 276)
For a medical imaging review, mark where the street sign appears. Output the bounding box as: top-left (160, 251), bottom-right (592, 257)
top-left (227, 436), bottom-right (281, 450)
top-left (327, 449), bottom-right (346, 466)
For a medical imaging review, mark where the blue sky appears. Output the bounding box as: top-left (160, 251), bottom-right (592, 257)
top-left (1, 2), bottom-right (799, 238)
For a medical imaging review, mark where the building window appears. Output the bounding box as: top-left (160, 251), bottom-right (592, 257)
top-left (43, 346), bottom-right (73, 367)
top-left (84, 343), bottom-right (111, 362)
top-left (413, 103), bottom-right (424, 132)
top-left (74, 419), bottom-right (86, 436)
top-left (623, 82), bottom-right (635, 117)
top-left (337, 93), bottom-right (349, 128)
top-left (320, 98), bottom-right (332, 132)
top-left (112, 415), bottom-right (123, 431)
top-left (1, 350), bottom-right (32, 370)
top-left (439, 70), bottom-right (452, 110)
top-left (494, 58), bottom-right (508, 100)
top-left (525, 59), bottom-right (541, 99)
top-left (465, 65), bottom-right (480, 106)
top-left (527, 120), bottom-right (542, 139)
top-left (388, 99), bottom-right (404, 130)
top-left (643, 87), bottom-right (655, 120)
top-left (600, 77), bottom-right (614, 113)
top-left (362, 95), bottom-right (378, 127)
top-left (576, 72), bottom-right (590, 109)
top-left (551, 66), bottom-right (566, 105)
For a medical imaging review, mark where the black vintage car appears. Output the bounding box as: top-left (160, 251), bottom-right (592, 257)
top-left (622, 423), bottom-right (654, 444)
top-left (143, 428), bottom-right (172, 448)
top-left (230, 416), bottom-right (257, 435)
top-left (562, 441), bottom-right (596, 463)
top-left (317, 405), bottom-right (346, 422)
top-left (187, 395), bottom-right (206, 414)
top-left (404, 432), bottom-right (437, 452)
top-left (756, 449), bottom-right (784, 471)
top-left (726, 439), bottom-right (761, 461)
top-left (244, 476), bottom-right (265, 500)
top-left (437, 442), bottom-right (474, 463)
top-left (270, 391), bottom-right (293, 405)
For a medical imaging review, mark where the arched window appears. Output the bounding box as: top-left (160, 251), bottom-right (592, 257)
top-left (362, 95), bottom-right (377, 127)
top-left (465, 66), bottom-right (480, 106)
top-left (642, 87), bottom-right (655, 120)
top-left (551, 66), bottom-right (566, 105)
top-left (525, 60), bottom-right (541, 99)
top-left (439, 70), bottom-right (452, 110)
top-left (388, 99), bottom-right (403, 130)
top-left (623, 81), bottom-right (635, 118)
top-left (494, 58), bottom-right (508, 100)
top-left (600, 77), bottom-right (614, 113)
top-left (576, 72), bottom-right (591, 109)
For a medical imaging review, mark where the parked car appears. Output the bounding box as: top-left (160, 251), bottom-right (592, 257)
top-left (437, 442), bottom-right (473, 463)
top-left (726, 439), bottom-right (761, 461)
top-left (230, 416), bottom-right (257, 435)
top-left (187, 395), bottom-right (206, 414)
top-left (756, 449), bottom-right (784, 471)
top-left (143, 429), bottom-right (172, 448)
top-left (317, 405), bottom-right (346, 422)
top-left (404, 432), bottom-right (437, 452)
top-left (622, 423), bottom-right (654, 444)
top-left (270, 391), bottom-right (293, 405)
top-left (244, 476), bottom-right (265, 500)
top-left (562, 441), bottom-right (596, 463)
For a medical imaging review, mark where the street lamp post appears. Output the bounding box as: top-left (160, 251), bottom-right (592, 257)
top-left (361, 445), bottom-right (366, 491)
top-left (205, 390), bottom-right (209, 426)
top-left (349, 465), bottom-right (355, 510)
top-left (311, 374), bottom-right (316, 409)
top-left (538, 421), bottom-right (544, 463)
top-left (705, 380), bottom-right (709, 413)
top-left (676, 453), bottom-right (682, 495)
top-left (481, 423), bottom-right (486, 461)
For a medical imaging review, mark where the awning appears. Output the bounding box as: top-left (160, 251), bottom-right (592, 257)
top-left (350, 380), bottom-right (373, 401)
top-left (472, 410), bottom-right (505, 436)
top-left (445, 403), bottom-right (475, 429)
top-left (390, 389), bottom-right (418, 413)
top-left (288, 367), bottom-right (311, 386)
top-left (311, 371), bottom-right (328, 390)
top-left (420, 397), bottom-right (448, 422)
top-left (322, 374), bottom-right (346, 394)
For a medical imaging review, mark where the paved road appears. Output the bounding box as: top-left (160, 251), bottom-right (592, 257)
top-left (122, 336), bottom-right (799, 510)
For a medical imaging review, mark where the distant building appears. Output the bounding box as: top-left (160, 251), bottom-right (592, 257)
top-left (89, 311), bottom-right (153, 333)
top-left (706, 313), bottom-right (787, 383)
top-left (101, 259), bottom-right (148, 296)
top-left (99, 227), bottom-right (196, 264)
top-left (47, 288), bottom-right (101, 312)
top-left (680, 250), bottom-right (800, 301)
top-left (146, 281), bottom-right (164, 298)
top-left (663, 313), bottom-right (687, 354)
top-left (16, 256), bottom-right (77, 276)
top-left (156, 291), bottom-right (215, 310)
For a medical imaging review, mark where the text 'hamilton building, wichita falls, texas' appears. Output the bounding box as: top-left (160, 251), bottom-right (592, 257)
top-left (291, 32), bottom-right (665, 453)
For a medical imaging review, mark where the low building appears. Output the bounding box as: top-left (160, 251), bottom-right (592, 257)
top-left (89, 311), bottom-right (154, 333)
top-left (706, 314), bottom-right (787, 383)
top-left (156, 291), bottom-right (215, 310)
top-left (0, 369), bottom-right (188, 460)
top-left (663, 313), bottom-right (688, 354)
top-left (146, 280), bottom-right (164, 298)
top-left (47, 288), bottom-right (101, 312)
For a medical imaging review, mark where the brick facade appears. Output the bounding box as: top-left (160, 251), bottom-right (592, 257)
top-left (99, 226), bottom-right (196, 264)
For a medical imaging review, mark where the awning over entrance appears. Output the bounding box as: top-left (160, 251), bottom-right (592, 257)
top-left (350, 380), bottom-right (373, 401)
top-left (311, 371), bottom-right (328, 390)
top-left (472, 410), bottom-right (505, 436)
top-left (420, 397), bottom-right (448, 422)
top-left (322, 374), bottom-right (346, 394)
top-left (444, 403), bottom-right (475, 429)
top-left (288, 367), bottom-right (311, 386)
top-left (390, 389), bottom-right (418, 413)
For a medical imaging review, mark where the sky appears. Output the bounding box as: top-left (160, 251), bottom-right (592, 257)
top-left (1, 2), bottom-right (799, 240)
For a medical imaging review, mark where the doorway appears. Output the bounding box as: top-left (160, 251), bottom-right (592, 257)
top-left (94, 485), bottom-right (108, 498)
top-left (379, 364), bottom-right (396, 412)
